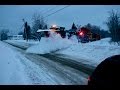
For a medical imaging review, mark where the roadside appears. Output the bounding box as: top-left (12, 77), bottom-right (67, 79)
top-left (4, 40), bottom-right (95, 75)
top-left (2, 41), bottom-right (89, 85)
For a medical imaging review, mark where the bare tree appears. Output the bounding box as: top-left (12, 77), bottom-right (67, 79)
top-left (31, 12), bottom-right (47, 34)
top-left (31, 12), bottom-right (48, 41)
top-left (106, 10), bottom-right (120, 45)
top-left (0, 29), bottom-right (9, 41)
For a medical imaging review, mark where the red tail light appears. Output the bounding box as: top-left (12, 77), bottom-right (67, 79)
top-left (79, 32), bottom-right (84, 36)
top-left (88, 76), bottom-right (91, 81)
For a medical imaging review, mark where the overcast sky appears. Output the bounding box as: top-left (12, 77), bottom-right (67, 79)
top-left (0, 5), bottom-right (120, 35)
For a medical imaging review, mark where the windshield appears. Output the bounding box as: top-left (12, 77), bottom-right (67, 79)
top-left (0, 5), bottom-right (120, 85)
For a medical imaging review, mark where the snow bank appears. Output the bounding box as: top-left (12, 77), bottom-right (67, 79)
top-left (6, 40), bottom-right (39, 47)
top-left (86, 38), bottom-right (112, 46)
top-left (69, 35), bottom-right (78, 43)
top-left (0, 41), bottom-right (31, 84)
top-left (26, 32), bottom-right (73, 54)
top-left (5, 35), bottom-right (120, 67)
top-left (57, 38), bottom-right (120, 66)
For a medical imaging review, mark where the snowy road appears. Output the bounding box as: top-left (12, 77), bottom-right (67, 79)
top-left (3, 41), bottom-right (89, 85)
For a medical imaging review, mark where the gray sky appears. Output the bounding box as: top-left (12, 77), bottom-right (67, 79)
top-left (0, 5), bottom-right (120, 35)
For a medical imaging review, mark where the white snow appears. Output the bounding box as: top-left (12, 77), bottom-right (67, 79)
top-left (69, 35), bottom-right (79, 43)
top-left (57, 38), bottom-right (120, 66)
top-left (6, 40), bottom-right (39, 47)
top-left (37, 29), bottom-right (51, 32)
top-left (0, 41), bottom-right (64, 85)
top-left (26, 35), bottom-right (120, 66)
top-left (5, 35), bottom-right (120, 67)
top-left (0, 41), bottom-right (31, 85)
top-left (0, 41), bottom-right (87, 85)
top-left (26, 32), bottom-right (73, 54)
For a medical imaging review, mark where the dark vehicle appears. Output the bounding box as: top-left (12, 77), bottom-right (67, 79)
top-left (77, 27), bottom-right (101, 43)
top-left (66, 29), bottom-right (76, 39)
top-left (37, 29), bottom-right (50, 38)
top-left (90, 33), bottom-right (101, 41)
top-left (50, 25), bottom-right (66, 38)
top-left (76, 27), bottom-right (91, 43)
top-left (88, 55), bottom-right (120, 88)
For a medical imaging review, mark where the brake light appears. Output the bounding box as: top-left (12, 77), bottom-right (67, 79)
top-left (88, 76), bottom-right (91, 81)
top-left (79, 32), bottom-right (83, 36)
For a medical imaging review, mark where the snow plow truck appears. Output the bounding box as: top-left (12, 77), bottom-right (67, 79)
top-left (76, 27), bottom-right (101, 43)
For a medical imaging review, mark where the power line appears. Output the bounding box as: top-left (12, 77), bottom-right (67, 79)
top-left (39, 6), bottom-right (53, 13)
top-left (42, 5), bottom-right (59, 14)
top-left (44, 5), bottom-right (71, 18)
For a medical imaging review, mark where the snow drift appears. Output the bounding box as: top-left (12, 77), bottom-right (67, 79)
top-left (5, 35), bottom-right (120, 67)
top-left (26, 32), bottom-right (73, 54)
top-left (57, 38), bottom-right (120, 66)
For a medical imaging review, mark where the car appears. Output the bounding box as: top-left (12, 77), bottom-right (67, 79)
top-left (88, 55), bottom-right (120, 88)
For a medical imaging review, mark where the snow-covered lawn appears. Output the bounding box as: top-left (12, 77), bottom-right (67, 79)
top-left (56, 38), bottom-right (120, 66)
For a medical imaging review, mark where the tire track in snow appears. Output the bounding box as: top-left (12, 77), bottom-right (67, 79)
top-left (3, 41), bottom-right (88, 85)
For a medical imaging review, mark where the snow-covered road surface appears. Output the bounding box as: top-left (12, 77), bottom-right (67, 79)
top-left (0, 41), bottom-right (88, 85)
top-left (0, 41), bottom-right (31, 85)
top-left (6, 37), bottom-right (120, 67)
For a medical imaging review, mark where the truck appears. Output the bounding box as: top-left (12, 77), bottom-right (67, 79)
top-left (50, 25), bottom-right (66, 38)
top-left (76, 27), bottom-right (101, 43)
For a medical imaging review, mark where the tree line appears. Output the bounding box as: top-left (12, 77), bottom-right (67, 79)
top-left (1, 10), bottom-right (120, 45)
top-left (69, 10), bottom-right (120, 45)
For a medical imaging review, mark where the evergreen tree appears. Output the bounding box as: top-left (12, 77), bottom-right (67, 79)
top-left (71, 22), bottom-right (77, 30)
top-left (84, 23), bottom-right (110, 39)
top-left (84, 23), bottom-right (100, 34)
top-left (99, 29), bottom-right (110, 38)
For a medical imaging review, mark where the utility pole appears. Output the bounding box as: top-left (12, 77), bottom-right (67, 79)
top-left (22, 19), bottom-right (28, 41)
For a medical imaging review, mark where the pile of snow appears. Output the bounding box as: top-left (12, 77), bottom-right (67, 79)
top-left (86, 38), bottom-right (113, 46)
top-left (5, 34), bottom-right (120, 67)
top-left (26, 32), bottom-right (73, 54)
top-left (57, 38), bottom-right (120, 66)
top-left (69, 35), bottom-right (78, 44)
top-left (0, 41), bottom-right (31, 84)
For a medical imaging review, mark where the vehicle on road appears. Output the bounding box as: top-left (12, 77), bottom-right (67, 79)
top-left (50, 25), bottom-right (66, 38)
top-left (76, 27), bottom-right (101, 43)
